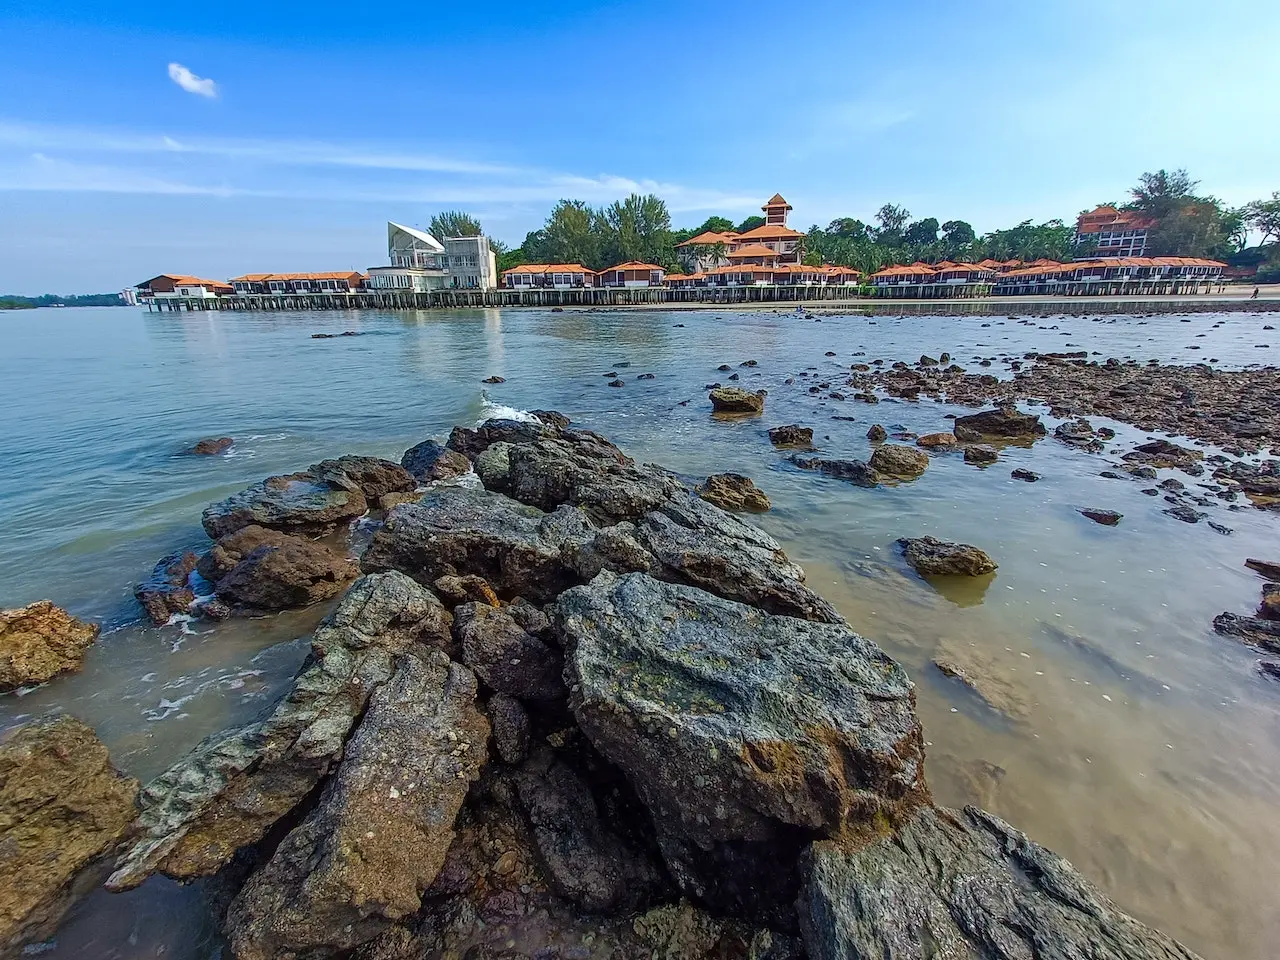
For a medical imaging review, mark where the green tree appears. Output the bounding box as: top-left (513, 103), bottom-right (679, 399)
top-left (695, 215), bottom-right (736, 234)
top-left (428, 210), bottom-right (483, 239)
top-left (737, 215), bottom-right (766, 233)
top-left (1244, 193), bottom-right (1280, 246)
top-left (1126, 169), bottom-right (1199, 221)
top-left (903, 217), bottom-right (939, 247)
top-left (940, 219), bottom-right (976, 254)
top-left (539, 200), bottom-right (602, 266)
top-left (873, 204), bottom-right (911, 245)
top-left (826, 218), bottom-right (870, 239)
top-left (599, 193), bottom-right (672, 268)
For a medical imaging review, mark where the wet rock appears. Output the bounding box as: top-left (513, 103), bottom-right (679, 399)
top-left (1054, 418), bottom-right (1104, 452)
top-left (530, 410), bottom-right (571, 430)
top-left (767, 424), bottom-right (814, 447)
top-left (1260, 661), bottom-right (1280, 681)
top-left (447, 419), bottom-right (557, 460)
top-left (482, 375), bottom-right (506, 384)
top-left (709, 387), bottom-right (766, 414)
top-left (108, 572), bottom-right (453, 889)
top-left (869, 444), bottom-right (929, 479)
top-left (512, 753), bottom-right (663, 913)
top-left (134, 551), bottom-right (199, 625)
top-left (866, 424), bottom-right (887, 442)
top-left (609, 379), bottom-right (625, 388)
top-left (432, 574), bottom-right (499, 608)
top-left (1124, 439), bottom-right (1204, 471)
top-left (1213, 612), bottom-right (1280, 654)
top-left (202, 472), bottom-right (368, 539)
top-left (963, 444), bottom-right (998, 465)
top-left (557, 571), bottom-right (926, 925)
top-left (792, 455), bottom-right (878, 487)
top-left (931, 653), bottom-right (1029, 721)
top-left (455, 602), bottom-right (565, 702)
top-left (205, 529), bottom-right (355, 611)
top-left (1258, 585), bottom-right (1280, 620)
top-left (488, 692), bottom-right (531, 764)
top-left (1163, 504), bottom-right (1206, 524)
top-left (1079, 508), bottom-right (1122, 526)
top-left (226, 650), bottom-right (488, 960)
top-left (799, 806), bottom-right (1202, 960)
top-left (1008, 468), bottom-right (1039, 483)
top-left (0, 601), bottom-right (99, 691)
top-left (915, 432), bottom-right (957, 449)
top-left (187, 437), bottom-right (232, 455)
top-left (473, 441), bottom-right (512, 491)
top-left (899, 537), bottom-right (997, 577)
top-left (952, 406), bottom-right (1046, 442)
top-left (310, 455), bottom-right (416, 502)
top-left (1246, 558), bottom-right (1280, 581)
top-left (697, 473), bottom-right (771, 512)
top-left (378, 490), bottom-right (424, 510)
top-left (0, 716), bottom-right (138, 955)
top-left (401, 439), bottom-right (471, 482)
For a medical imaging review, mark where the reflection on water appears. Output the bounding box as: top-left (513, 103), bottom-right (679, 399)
top-left (2, 305), bottom-right (1279, 958)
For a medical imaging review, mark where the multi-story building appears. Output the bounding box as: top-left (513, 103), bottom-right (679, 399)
top-left (1074, 206), bottom-right (1155, 258)
top-left (441, 235), bottom-right (498, 290)
top-left (379, 222), bottom-right (497, 290)
top-left (732, 194), bottom-right (804, 265)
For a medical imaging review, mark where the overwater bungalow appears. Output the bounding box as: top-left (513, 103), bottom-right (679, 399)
top-left (501, 264), bottom-right (596, 290)
top-left (136, 274), bottom-right (234, 300)
top-left (597, 261), bottom-right (665, 288)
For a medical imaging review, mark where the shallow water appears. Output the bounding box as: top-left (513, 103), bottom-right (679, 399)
top-left (3, 304), bottom-right (1279, 959)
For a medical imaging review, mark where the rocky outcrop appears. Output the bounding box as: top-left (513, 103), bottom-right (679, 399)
top-left (0, 717), bottom-right (138, 955)
top-left (557, 571), bottom-right (927, 925)
top-left (866, 424), bottom-right (887, 441)
top-left (447, 419), bottom-right (557, 459)
top-left (799, 806), bottom-right (1200, 960)
top-left (953, 406), bottom-right (1045, 442)
top-left (225, 651), bottom-right (488, 960)
top-left (1123, 439), bottom-right (1203, 471)
top-left (201, 527), bottom-right (355, 611)
top-left (899, 537), bottom-right (997, 577)
top-left (1213, 611), bottom-right (1280, 654)
top-left (310, 455), bottom-right (416, 502)
top-left (1054, 418), bottom-right (1105, 452)
top-left (869, 443), bottom-right (929, 479)
top-left (201, 472), bottom-right (368, 539)
top-left (1246, 558), bottom-right (1280, 580)
top-left (401, 439), bottom-right (470, 482)
top-left (0, 601), bottom-right (99, 691)
top-left (107, 572), bottom-right (452, 889)
top-left (454, 601), bottom-right (565, 701)
top-left (135, 551), bottom-right (199, 624)
top-left (768, 425), bottom-right (813, 447)
top-left (915, 432), bottom-right (957, 449)
top-left (697, 473), bottom-right (771, 512)
top-left (709, 387), bottom-right (766, 414)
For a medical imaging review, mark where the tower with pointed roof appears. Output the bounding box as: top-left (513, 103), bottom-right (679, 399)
top-left (763, 193), bottom-right (793, 226)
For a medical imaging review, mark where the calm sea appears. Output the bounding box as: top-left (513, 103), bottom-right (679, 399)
top-left (2, 305), bottom-right (1279, 958)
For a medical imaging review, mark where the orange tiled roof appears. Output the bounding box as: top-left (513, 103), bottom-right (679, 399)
top-left (502, 263), bottom-right (595, 274)
top-left (871, 264), bottom-right (937, 278)
top-left (763, 193), bottom-right (791, 207)
top-left (675, 231), bottom-right (740, 247)
top-left (1076, 205), bottom-right (1157, 233)
top-left (600, 261), bottom-right (664, 274)
top-left (230, 273), bottom-right (273, 282)
top-left (735, 224), bottom-right (804, 241)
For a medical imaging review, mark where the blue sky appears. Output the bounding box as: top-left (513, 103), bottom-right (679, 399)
top-left (1, 0), bottom-right (1278, 294)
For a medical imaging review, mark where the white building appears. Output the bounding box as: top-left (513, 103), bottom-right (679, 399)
top-left (442, 235), bottom-right (498, 290)
top-left (378, 221), bottom-right (497, 291)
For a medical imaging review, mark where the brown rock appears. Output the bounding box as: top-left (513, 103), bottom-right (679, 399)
top-left (187, 437), bottom-right (232, 455)
top-left (489, 692), bottom-right (531, 764)
top-left (378, 490), bottom-right (424, 510)
top-left (0, 602), bottom-right (99, 691)
top-left (898, 537), bottom-right (997, 577)
top-left (310, 456), bottom-right (416, 502)
top-left (401, 439), bottom-right (471, 482)
top-left (1079, 508), bottom-right (1123, 526)
top-left (952, 406), bottom-right (1045, 442)
top-left (134, 551), bottom-right (199, 625)
top-left (1246, 558), bottom-right (1280, 581)
top-left (697, 473), bottom-right (771, 512)
top-left (767, 425), bottom-right (814, 447)
top-left (915, 433), bottom-right (957, 449)
top-left (709, 387), bottom-right (766, 415)
top-left (869, 443), bottom-right (929, 479)
top-left (199, 526), bottom-right (355, 611)
top-left (0, 717), bottom-right (138, 954)
top-left (433, 574), bottom-right (500, 608)
top-left (866, 424), bottom-right (887, 441)
top-left (963, 444), bottom-right (998, 465)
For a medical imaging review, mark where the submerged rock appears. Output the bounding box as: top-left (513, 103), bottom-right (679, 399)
top-left (225, 650), bottom-right (488, 960)
top-left (1080, 508), bottom-right (1123, 526)
top-left (791, 455), bottom-right (878, 487)
top-left (108, 572), bottom-right (452, 889)
top-left (709, 387), bottom-right (766, 414)
top-left (557, 571), bottom-right (927, 925)
top-left (1214, 611), bottom-right (1280, 654)
top-left (799, 806), bottom-right (1201, 960)
top-left (697, 473), bottom-right (771, 512)
top-left (767, 424), bottom-right (813, 447)
top-left (953, 406), bottom-right (1046, 442)
top-left (0, 716), bottom-right (138, 954)
top-left (899, 537), bottom-right (997, 577)
top-left (202, 471), bottom-right (367, 539)
top-left (1011, 468), bottom-right (1040, 482)
top-left (186, 436), bottom-right (232, 455)
top-left (1124, 439), bottom-right (1204, 471)
top-left (0, 601), bottom-right (99, 691)
top-left (135, 551), bottom-right (199, 624)
top-left (963, 444), bottom-right (998, 465)
top-left (869, 444), bottom-right (929, 479)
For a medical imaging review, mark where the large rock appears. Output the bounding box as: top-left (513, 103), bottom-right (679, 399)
top-left (309, 455), bottom-right (416, 501)
top-left (201, 472), bottom-right (368, 539)
top-left (361, 488), bottom-right (594, 604)
top-left (898, 537), bottom-right (997, 577)
top-left (952, 406), bottom-right (1046, 442)
top-left (799, 805), bottom-right (1201, 960)
top-left (556, 572), bottom-right (927, 925)
top-left (0, 601), bottom-right (99, 691)
top-left (401, 439), bottom-right (471, 481)
top-left (454, 602), bottom-right (565, 701)
top-left (225, 650), bottom-right (488, 959)
top-left (107, 572), bottom-right (452, 889)
top-left (134, 551), bottom-right (199, 625)
top-left (0, 717), bottom-right (138, 954)
top-left (209, 531), bottom-right (355, 611)
top-left (768, 425), bottom-right (813, 447)
top-left (709, 387), bottom-right (766, 414)
top-left (447, 419), bottom-right (558, 459)
top-left (697, 473), bottom-right (771, 512)
top-left (869, 444), bottom-right (929, 479)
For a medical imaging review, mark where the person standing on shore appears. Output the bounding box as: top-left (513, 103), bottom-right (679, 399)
top-left (1252, 287), bottom-right (1260, 299)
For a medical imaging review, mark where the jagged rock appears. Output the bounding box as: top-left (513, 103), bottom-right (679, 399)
top-left (698, 473), bottom-right (771, 512)
top-left (767, 425), bottom-right (813, 447)
top-left (952, 407), bottom-right (1045, 442)
top-left (799, 806), bottom-right (1201, 960)
top-left (0, 716), bottom-right (138, 954)
top-left (899, 537), bottom-right (997, 576)
top-left (489, 693), bottom-right (531, 764)
top-left (201, 472), bottom-right (367, 539)
top-left (226, 650), bottom-right (488, 960)
top-left (107, 572), bottom-right (452, 889)
top-left (187, 436), bottom-right (232, 455)
top-left (0, 601), bottom-right (99, 691)
top-left (211, 532), bottom-right (356, 611)
top-left (792, 456), bottom-right (878, 487)
top-left (379, 490), bottom-right (424, 510)
top-left (866, 424), bottom-right (887, 441)
top-left (709, 387), bottom-right (766, 414)
top-left (1246, 558), bottom-right (1280, 581)
top-left (557, 572), bottom-right (926, 925)
top-left (455, 602), bottom-right (565, 701)
top-left (474, 441), bottom-right (512, 491)
top-left (512, 752), bottom-right (663, 913)
top-left (362, 488), bottom-right (593, 604)
top-left (197, 525), bottom-right (298, 583)
top-left (433, 574), bottom-right (499, 608)
top-left (310, 455), bottom-right (416, 502)
top-left (401, 439), bottom-right (471, 481)
top-left (1213, 611), bottom-right (1280, 654)
top-left (1054, 418), bottom-right (1104, 452)
top-left (1163, 505), bottom-right (1205, 524)
top-left (482, 375), bottom-right (505, 383)
top-left (135, 550), bottom-right (199, 624)
top-left (1257, 585), bottom-right (1280, 620)
top-left (1080, 508), bottom-right (1123, 526)
top-left (870, 444), bottom-right (929, 479)
top-left (1011, 468), bottom-right (1040, 482)
top-left (447, 419), bottom-right (557, 460)
top-left (531, 410), bottom-right (571, 430)
top-left (963, 444), bottom-right (998, 465)
top-left (915, 432), bottom-right (957, 449)
top-left (1124, 439), bottom-right (1204, 470)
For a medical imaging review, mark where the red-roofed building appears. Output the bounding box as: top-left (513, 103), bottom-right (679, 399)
top-left (501, 263), bottom-right (596, 290)
top-left (598, 261), bottom-right (665, 287)
top-left (136, 274), bottom-right (233, 299)
top-left (1075, 206), bottom-right (1156, 258)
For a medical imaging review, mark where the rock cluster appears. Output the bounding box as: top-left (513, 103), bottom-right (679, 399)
top-left (92, 418), bottom-right (1198, 960)
top-left (0, 601), bottom-right (99, 690)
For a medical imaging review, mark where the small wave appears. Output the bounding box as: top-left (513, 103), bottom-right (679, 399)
top-left (478, 389), bottom-right (540, 426)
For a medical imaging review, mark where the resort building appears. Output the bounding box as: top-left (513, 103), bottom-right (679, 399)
top-left (1074, 206), bottom-right (1155, 258)
top-left (597, 261), bottom-right (665, 287)
top-left (441, 235), bottom-right (498, 290)
top-left (388, 221), bottom-right (445, 269)
top-left (135, 274), bottom-right (234, 299)
top-left (365, 265), bottom-right (447, 293)
top-left (383, 222), bottom-right (496, 290)
top-left (731, 194), bottom-right (804, 265)
top-left (501, 264), bottom-right (597, 290)
top-left (675, 230), bottom-right (740, 273)
top-left (230, 272), bottom-right (364, 295)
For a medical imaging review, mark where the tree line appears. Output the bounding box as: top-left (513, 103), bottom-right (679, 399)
top-left (0, 293), bottom-right (125, 309)
top-left (429, 169), bottom-right (1280, 278)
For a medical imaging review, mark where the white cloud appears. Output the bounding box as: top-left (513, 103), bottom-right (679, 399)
top-left (168, 63), bottom-right (218, 99)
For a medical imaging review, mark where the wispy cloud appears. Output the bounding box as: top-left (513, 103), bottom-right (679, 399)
top-left (168, 63), bottom-right (218, 99)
